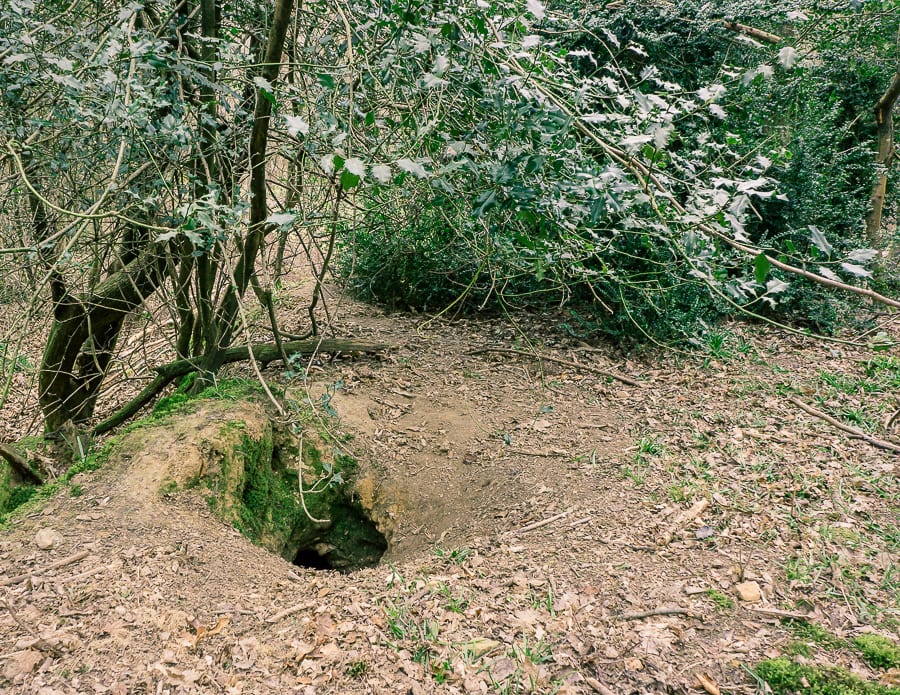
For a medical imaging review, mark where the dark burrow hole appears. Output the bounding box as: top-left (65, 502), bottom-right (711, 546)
top-left (290, 500), bottom-right (388, 573)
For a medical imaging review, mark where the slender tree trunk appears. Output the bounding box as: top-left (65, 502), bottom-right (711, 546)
top-left (195, 0), bottom-right (295, 384)
top-left (866, 69), bottom-right (900, 248)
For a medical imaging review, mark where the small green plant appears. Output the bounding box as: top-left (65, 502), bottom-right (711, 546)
top-left (838, 407), bottom-right (878, 432)
top-left (704, 589), bottom-right (735, 611)
top-left (434, 583), bottom-right (468, 613)
top-left (853, 634), bottom-right (900, 670)
top-left (635, 435), bottom-right (665, 458)
top-left (69, 484), bottom-right (84, 497)
top-left (667, 482), bottom-right (696, 503)
top-left (529, 587), bottom-right (555, 615)
top-left (432, 544), bottom-right (471, 565)
top-left (430, 659), bottom-right (452, 684)
top-left (818, 370), bottom-right (861, 395)
top-left (517, 635), bottom-right (553, 664)
top-left (159, 479), bottom-right (179, 496)
top-left (345, 660), bottom-right (369, 678)
top-left (864, 356), bottom-right (900, 390)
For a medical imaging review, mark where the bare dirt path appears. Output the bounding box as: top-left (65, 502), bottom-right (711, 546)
top-left (1, 293), bottom-right (898, 694)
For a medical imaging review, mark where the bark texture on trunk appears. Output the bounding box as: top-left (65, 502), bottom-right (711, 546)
top-left (866, 69), bottom-right (900, 248)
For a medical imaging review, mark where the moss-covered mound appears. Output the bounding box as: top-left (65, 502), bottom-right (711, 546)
top-left (108, 384), bottom-right (389, 572)
top-left (0, 459), bottom-right (10, 512)
top-left (755, 658), bottom-right (899, 695)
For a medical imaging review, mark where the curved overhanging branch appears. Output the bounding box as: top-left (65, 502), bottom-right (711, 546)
top-left (92, 338), bottom-right (389, 435)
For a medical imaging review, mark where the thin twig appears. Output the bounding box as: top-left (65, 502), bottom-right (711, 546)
top-left (788, 397), bottom-right (900, 454)
top-left (266, 602), bottom-right (313, 624)
top-left (616, 607), bottom-right (691, 621)
top-left (746, 607), bottom-right (809, 621)
top-left (507, 509), bottom-right (572, 535)
top-left (469, 348), bottom-right (645, 388)
top-left (0, 550), bottom-right (90, 586)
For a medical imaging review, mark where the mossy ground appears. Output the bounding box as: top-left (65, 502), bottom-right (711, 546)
top-left (753, 658), bottom-right (899, 695)
top-left (0, 436), bottom-right (114, 523)
top-left (209, 418), bottom-right (384, 571)
top-left (854, 634), bottom-right (900, 670)
top-left (0, 459), bottom-right (10, 512)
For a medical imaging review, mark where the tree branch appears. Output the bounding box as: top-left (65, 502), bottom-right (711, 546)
top-left (92, 338), bottom-right (389, 435)
top-left (723, 21), bottom-right (782, 44)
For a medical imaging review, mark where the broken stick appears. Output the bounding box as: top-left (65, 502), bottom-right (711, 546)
top-left (788, 397), bottom-right (900, 454)
top-left (468, 347), bottom-right (645, 388)
top-left (0, 550), bottom-right (90, 586)
top-left (657, 498), bottom-right (709, 546)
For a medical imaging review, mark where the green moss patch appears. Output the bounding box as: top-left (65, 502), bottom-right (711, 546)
top-left (152, 376), bottom-right (262, 419)
top-left (0, 459), bottom-right (11, 512)
top-left (754, 658), bottom-right (899, 695)
top-left (200, 415), bottom-right (386, 572)
top-left (854, 634), bottom-right (900, 670)
top-left (786, 620), bottom-right (846, 651)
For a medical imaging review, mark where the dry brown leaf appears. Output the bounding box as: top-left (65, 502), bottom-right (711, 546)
top-left (624, 656), bottom-right (644, 671)
top-left (491, 657), bottom-right (517, 681)
top-left (206, 615), bottom-right (230, 637)
top-left (694, 671), bottom-right (721, 695)
top-left (880, 669), bottom-right (900, 687)
top-left (464, 638), bottom-right (502, 658)
top-left (2, 649), bottom-right (43, 679)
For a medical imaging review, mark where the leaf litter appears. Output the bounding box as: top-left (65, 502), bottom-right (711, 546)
top-left (0, 288), bottom-right (898, 693)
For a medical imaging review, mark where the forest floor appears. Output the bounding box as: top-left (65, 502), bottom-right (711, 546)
top-left (1, 278), bottom-right (899, 694)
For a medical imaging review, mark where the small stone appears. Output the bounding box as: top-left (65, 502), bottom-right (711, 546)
top-left (34, 528), bottom-right (62, 550)
top-left (735, 581), bottom-right (762, 603)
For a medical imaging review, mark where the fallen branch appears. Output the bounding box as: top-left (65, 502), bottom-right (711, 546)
top-left (788, 396), bottom-right (900, 454)
top-left (0, 550), bottom-right (90, 587)
top-left (0, 443), bottom-right (43, 485)
top-left (746, 606), bottom-right (810, 621)
top-left (723, 21), bottom-right (782, 44)
top-left (93, 338), bottom-right (390, 435)
top-left (469, 347), bottom-right (645, 388)
top-left (657, 498), bottom-right (709, 546)
top-left (616, 607), bottom-right (691, 621)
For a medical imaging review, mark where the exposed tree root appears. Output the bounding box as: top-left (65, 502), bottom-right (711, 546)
top-left (0, 443), bottom-right (44, 485)
top-left (92, 338), bottom-right (389, 435)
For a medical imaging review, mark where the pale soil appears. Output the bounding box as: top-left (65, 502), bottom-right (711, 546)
top-left (1, 286), bottom-right (899, 694)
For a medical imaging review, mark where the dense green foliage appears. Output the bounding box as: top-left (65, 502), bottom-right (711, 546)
top-left (336, 0), bottom-right (899, 338)
top-left (0, 0), bottom-right (898, 433)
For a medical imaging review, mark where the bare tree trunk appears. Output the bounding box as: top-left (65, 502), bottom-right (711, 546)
top-left (866, 69), bottom-right (900, 248)
top-left (38, 247), bottom-right (165, 434)
top-left (196, 0), bottom-right (295, 384)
